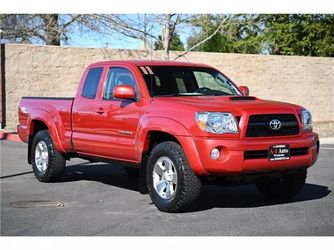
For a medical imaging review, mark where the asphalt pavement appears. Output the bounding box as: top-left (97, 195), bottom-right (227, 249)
top-left (1, 140), bottom-right (333, 236)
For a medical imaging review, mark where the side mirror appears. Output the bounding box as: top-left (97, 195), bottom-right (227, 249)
top-left (113, 85), bottom-right (136, 100)
top-left (239, 86), bottom-right (249, 96)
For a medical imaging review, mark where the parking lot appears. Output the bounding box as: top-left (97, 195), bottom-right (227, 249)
top-left (1, 140), bottom-right (333, 236)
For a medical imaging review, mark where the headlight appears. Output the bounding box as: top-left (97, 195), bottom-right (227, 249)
top-left (195, 112), bottom-right (238, 134)
top-left (301, 109), bottom-right (312, 130)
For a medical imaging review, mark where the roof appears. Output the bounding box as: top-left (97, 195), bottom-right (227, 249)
top-left (89, 60), bottom-right (211, 68)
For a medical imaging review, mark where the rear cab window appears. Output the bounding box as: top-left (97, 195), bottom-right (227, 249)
top-left (82, 67), bottom-right (103, 99)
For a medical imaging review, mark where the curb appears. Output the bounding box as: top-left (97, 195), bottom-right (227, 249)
top-left (0, 132), bottom-right (22, 142)
top-left (320, 137), bottom-right (334, 145)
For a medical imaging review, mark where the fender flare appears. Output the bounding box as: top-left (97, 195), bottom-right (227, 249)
top-left (28, 109), bottom-right (65, 153)
top-left (136, 116), bottom-right (207, 175)
top-left (136, 116), bottom-right (190, 156)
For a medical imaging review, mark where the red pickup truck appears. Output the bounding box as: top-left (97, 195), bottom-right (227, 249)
top-left (18, 60), bottom-right (319, 212)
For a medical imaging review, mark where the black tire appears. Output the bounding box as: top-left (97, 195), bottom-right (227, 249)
top-left (31, 130), bottom-right (65, 182)
top-left (146, 141), bottom-right (201, 212)
top-left (256, 169), bottom-right (307, 199)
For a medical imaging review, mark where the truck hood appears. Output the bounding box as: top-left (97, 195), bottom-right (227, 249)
top-left (149, 95), bottom-right (304, 137)
top-left (152, 95), bottom-right (303, 114)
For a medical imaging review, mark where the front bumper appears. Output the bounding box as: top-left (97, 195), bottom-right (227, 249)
top-left (178, 132), bottom-right (319, 175)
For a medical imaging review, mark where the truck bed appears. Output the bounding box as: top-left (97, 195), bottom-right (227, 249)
top-left (18, 96), bottom-right (75, 152)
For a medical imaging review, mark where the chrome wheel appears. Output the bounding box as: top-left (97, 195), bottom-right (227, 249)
top-left (152, 156), bottom-right (177, 200)
top-left (35, 141), bottom-right (49, 173)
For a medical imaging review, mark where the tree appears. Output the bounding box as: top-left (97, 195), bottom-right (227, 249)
top-left (93, 14), bottom-right (191, 59)
top-left (186, 14), bottom-right (262, 54)
top-left (187, 14), bottom-right (334, 57)
top-left (5, 14), bottom-right (332, 58)
top-left (260, 14), bottom-right (334, 57)
top-left (92, 14), bottom-right (229, 60)
top-left (0, 14), bottom-right (234, 60)
top-left (0, 14), bottom-right (89, 45)
top-left (154, 33), bottom-right (184, 51)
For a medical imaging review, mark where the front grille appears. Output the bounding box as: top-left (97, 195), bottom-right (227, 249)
top-left (246, 114), bottom-right (300, 137)
top-left (244, 147), bottom-right (309, 160)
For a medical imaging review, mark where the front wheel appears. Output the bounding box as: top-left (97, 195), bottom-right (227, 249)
top-left (31, 130), bottom-right (66, 182)
top-left (146, 141), bottom-right (201, 212)
top-left (256, 169), bottom-right (307, 199)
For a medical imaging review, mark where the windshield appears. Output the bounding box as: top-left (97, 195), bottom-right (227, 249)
top-left (139, 66), bottom-right (242, 97)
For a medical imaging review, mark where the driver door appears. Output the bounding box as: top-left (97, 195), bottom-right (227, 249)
top-left (92, 66), bottom-right (142, 162)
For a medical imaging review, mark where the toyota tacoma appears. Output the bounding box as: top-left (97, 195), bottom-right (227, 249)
top-left (18, 60), bottom-right (319, 212)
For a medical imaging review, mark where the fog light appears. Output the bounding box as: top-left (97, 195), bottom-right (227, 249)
top-left (210, 148), bottom-right (220, 160)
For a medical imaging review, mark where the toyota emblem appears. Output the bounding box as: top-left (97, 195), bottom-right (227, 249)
top-left (269, 119), bottom-right (282, 130)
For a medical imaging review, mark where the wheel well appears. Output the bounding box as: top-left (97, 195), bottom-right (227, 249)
top-left (143, 131), bottom-right (179, 156)
top-left (30, 120), bottom-right (48, 136)
top-left (28, 120), bottom-right (48, 164)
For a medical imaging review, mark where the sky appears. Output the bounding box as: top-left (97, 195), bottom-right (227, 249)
top-left (0, 14), bottom-right (197, 49)
top-left (67, 26), bottom-right (141, 49)
top-left (63, 15), bottom-right (194, 50)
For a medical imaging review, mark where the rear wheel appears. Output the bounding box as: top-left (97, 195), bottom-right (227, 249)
top-left (256, 169), bottom-right (307, 199)
top-left (146, 141), bottom-right (201, 212)
top-left (31, 130), bottom-right (65, 182)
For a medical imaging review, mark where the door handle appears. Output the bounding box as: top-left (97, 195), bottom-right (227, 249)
top-left (95, 108), bottom-right (105, 114)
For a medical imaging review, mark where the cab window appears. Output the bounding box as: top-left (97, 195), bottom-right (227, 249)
top-left (81, 67), bottom-right (103, 99)
top-left (104, 67), bottom-right (138, 100)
